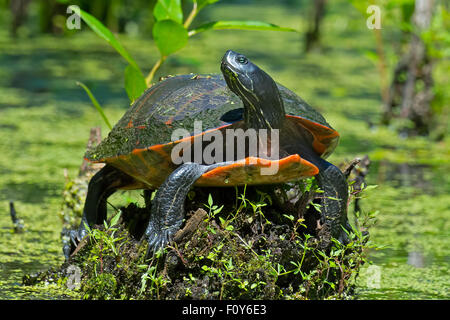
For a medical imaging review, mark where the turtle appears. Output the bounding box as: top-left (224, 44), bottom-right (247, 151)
top-left (65, 50), bottom-right (351, 259)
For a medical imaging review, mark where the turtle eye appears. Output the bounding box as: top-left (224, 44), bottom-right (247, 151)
top-left (236, 56), bottom-right (248, 64)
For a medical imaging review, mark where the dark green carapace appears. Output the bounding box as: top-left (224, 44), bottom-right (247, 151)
top-left (86, 74), bottom-right (336, 162)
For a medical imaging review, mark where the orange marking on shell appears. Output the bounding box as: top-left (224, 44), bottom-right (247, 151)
top-left (285, 115), bottom-right (339, 156)
top-left (148, 143), bottom-right (172, 162)
top-left (196, 154), bottom-right (319, 187)
top-left (134, 150), bottom-right (155, 173)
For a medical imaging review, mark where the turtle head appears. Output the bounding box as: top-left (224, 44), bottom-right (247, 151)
top-left (221, 50), bottom-right (285, 129)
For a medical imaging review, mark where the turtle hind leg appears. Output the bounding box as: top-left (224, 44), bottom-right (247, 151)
top-left (314, 159), bottom-right (351, 247)
top-left (64, 164), bottom-right (134, 259)
top-left (143, 162), bottom-right (213, 258)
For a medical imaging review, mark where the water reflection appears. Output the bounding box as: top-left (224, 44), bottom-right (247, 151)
top-left (407, 251), bottom-right (425, 268)
top-left (376, 161), bottom-right (432, 192)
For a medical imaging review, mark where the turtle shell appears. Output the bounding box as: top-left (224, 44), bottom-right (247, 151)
top-left (85, 74), bottom-right (339, 188)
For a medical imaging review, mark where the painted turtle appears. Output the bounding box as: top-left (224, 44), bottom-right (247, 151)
top-left (66, 50), bottom-right (351, 258)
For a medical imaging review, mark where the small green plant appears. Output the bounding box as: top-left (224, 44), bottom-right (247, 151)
top-left (84, 210), bottom-right (124, 275)
top-left (72, 0), bottom-right (298, 127)
top-left (138, 249), bottom-right (170, 299)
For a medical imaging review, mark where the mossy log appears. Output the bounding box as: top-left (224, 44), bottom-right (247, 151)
top-left (27, 160), bottom-right (371, 300)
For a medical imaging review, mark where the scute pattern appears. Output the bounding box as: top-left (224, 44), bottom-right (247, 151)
top-left (85, 74), bottom-right (337, 162)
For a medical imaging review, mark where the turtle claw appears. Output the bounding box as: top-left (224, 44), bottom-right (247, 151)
top-left (61, 229), bottom-right (80, 260)
top-left (62, 227), bottom-right (88, 260)
top-left (144, 226), bottom-right (174, 259)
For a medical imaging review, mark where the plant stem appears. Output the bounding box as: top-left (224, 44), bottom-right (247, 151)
top-left (145, 2), bottom-right (198, 87)
top-left (184, 1), bottom-right (198, 29)
top-left (145, 56), bottom-right (166, 87)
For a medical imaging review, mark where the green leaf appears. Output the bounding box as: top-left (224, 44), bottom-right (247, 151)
top-left (225, 225), bottom-right (234, 231)
top-left (208, 193), bottom-right (213, 207)
top-left (196, 0), bottom-right (220, 11)
top-left (283, 214), bottom-right (295, 221)
top-left (76, 81), bottom-right (112, 130)
top-left (124, 65), bottom-right (147, 103)
top-left (153, 19), bottom-right (188, 57)
top-left (110, 211), bottom-right (121, 227)
top-left (363, 184), bottom-right (379, 192)
top-left (188, 20), bottom-right (298, 36)
top-left (77, 8), bottom-right (141, 71)
top-left (213, 205), bottom-right (224, 214)
top-left (154, 0), bottom-right (183, 24)
top-left (201, 265), bottom-right (210, 272)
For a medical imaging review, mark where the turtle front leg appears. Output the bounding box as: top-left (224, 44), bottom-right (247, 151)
top-left (143, 162), bottom-right (218, 257)
top-left (314, 159), bottom-right (352, 248)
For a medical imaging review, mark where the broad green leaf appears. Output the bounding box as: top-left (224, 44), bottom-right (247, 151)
top-left (77, 7), bottom-right (140, 71)
top-left (154, 0), bottom-right (183, 24)
top-left (76, 81), bottom-right (112, 130)
top-left (196, 0), bottom-right (220, 10)
top-left (188, 20), bottom-right (298, 36)
top-left (153, 19), bottom-right (188, 56)
top-left (124, 65), bottom-right (147, 102)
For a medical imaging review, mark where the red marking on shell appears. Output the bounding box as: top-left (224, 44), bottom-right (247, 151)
top-left (285, 115), bottom-right (339, 156)
top-left (165, 82), bottom-right (220, 127)
top-left (128, 84), bottom-right (159, 125)
top-left (196, 154), bottom-right (319, 187)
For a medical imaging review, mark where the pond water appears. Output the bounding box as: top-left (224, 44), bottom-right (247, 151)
top-left (353, 161), bottom-right (449, 299)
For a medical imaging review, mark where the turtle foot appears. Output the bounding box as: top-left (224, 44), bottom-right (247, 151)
top-left (144, 222), bottom-right (177, 259)
top-left (62, 226), bottom-right (88, 260)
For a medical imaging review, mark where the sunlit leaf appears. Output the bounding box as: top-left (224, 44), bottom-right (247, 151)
top-left (153, 19), bottom-right (188, 56)
top-left (188, 20), bottom-right (298, 36)
top-left (208, 193), bottom-right (213, 207)
top-left (124, 65), bottom-right (147, 102)
top-left (196, 0), bottom-right (220, 10)
top-left (154, 0), bottom-right (183, 24)
top-left (110, 211), bottom-right (121, 227)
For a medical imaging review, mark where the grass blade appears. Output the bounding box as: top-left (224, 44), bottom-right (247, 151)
top-left (76, 81), bottom-right (112, 130)
top-left (188, 20), bottom-right (298, 36)
top-left (76, 7), bottom-right (141, 72)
